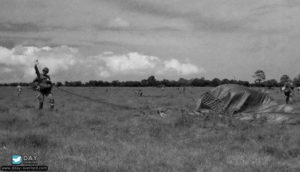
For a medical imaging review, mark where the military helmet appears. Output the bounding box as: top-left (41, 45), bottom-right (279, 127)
top-left (42, 67), bottom-right (49, 73)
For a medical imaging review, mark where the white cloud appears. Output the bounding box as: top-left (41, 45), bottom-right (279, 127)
top-left (35, 46), bottom-right (77, 72)
top-left (102, 52), bottom-right (159, 72)
top-left (102, 51), bottom-right (114, 55)
top-left (0, 46), bottom-right (204, 82)
top-left (163, 59), bottom-right (202, 75)
top-left (0, 45), bottom-right (78, 82)
top-left (107, 17), bottom-right (130, 28)
top-left (96, 52), bottom-right (203, 77)
top-left (99, 70), bottom-right (111, 78)
top-left (96, 66), bottom-right (111, 78)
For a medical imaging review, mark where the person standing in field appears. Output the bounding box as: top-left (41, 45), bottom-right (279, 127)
top-left (283, 81), bottom-right (293, 104)
top-left (182, 87), bottom-right (186, 94)
top-left (32, 62), bottom-right (54, 110)
top-left (136, 89), bottom-right (143, 97)
top-left (16, 84), bottom-right (22, 96)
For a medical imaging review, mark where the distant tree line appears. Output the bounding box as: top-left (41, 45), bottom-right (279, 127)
top-left (252, 70), bottom-right (300, 88)
top-left (0, 82), bottom-right (30, 87)
top-left (61, 76), bottom-right (251, 87)
top-left (1, 71), bottom-right (300, 87)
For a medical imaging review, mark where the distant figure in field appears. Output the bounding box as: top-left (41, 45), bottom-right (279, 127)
top-left (160, 85), bottom-right (165, 91)
top-left (179, 87), bottom-right (186, 94)
top-left (136, 89), bottom-right (143, 97)
top-left (281, 86), bottom-right (284, 92)
top-left (32, 62), bottom-right (54, 110)
top-left (16, 84), bottom-right (22, 96)
top-left (283, 82), bottom-right (293, 104)
top-left (297, 87), bottom-right (300, 93)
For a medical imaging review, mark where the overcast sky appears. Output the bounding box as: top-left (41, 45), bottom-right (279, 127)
top-left (0, 0), bottom-right (300, 82)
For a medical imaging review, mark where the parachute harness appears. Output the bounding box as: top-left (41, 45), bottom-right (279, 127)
top-left (200, 92), bottom-right (225, 114)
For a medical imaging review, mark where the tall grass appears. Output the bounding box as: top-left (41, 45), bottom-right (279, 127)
top-left (0, 87), bottom-right (300, 172)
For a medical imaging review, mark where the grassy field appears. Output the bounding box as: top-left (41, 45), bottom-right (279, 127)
top-left (1, 86), bottom-right (300, 172)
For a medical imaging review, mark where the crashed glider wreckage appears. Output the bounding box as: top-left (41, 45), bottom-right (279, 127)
top-left (195, 84), bottom-right (300, 124)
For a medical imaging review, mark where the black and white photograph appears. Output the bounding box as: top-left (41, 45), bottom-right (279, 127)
top-left (1, 0), bottom-right (300, 171)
